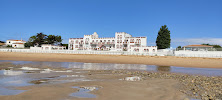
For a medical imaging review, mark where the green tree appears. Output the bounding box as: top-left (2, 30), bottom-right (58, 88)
top-left (26, 33), bottom-right (63, 47)
top-left (202, 43), bottom-right (222, 48)
top-left (25, 35), bottom-right (37, 47)
top-left (46, 35), bottom-right (62, 45)
top-left (177, 46), bottom-right (182, 48)
top-left (0, 41), bottom-right (5, 43)
top-left (156, 25), bottom-right (171, 49)
top-left (35, 33), bottom-right (47, 46)
top-left (60, 43), bottom-right (68, 49)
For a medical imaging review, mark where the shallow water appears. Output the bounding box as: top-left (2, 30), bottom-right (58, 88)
top-left (0, 70), bottom-right (31, 95)
top-left (70, 86), bottom-right (98, 98)
top-left (1, 60), bottom-right (222, 76)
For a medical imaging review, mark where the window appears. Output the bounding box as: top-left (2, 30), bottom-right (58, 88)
top-left (75, 40), bottom-right (78, 44)
top-left (75, 45), bottom-right (78, 48)
top-left (130, 39), bottom-right (134, 43)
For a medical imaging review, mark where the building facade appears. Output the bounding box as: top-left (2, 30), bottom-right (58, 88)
top-left (69, 32), bottom-right (157, 53)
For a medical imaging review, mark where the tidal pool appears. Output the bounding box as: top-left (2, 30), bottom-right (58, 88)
top-left (0, 70), bottom-right (31, 95)
top-left (70, 86), bottom-right (98, 98)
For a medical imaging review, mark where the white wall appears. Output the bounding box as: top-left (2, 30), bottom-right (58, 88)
top-left (11, 44), bottom-right (24, 48)
top-left (129, 46), bottom-right (157, 53)
top-left (175, 51), bottom-right (222, 58)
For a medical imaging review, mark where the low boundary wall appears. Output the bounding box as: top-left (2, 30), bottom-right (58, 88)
top-left (2, 49), bottom-right (221, 58)
top-left (175, 51), bottom-right (222, 58)
top-left (0, 49), bottom-right (161, 56)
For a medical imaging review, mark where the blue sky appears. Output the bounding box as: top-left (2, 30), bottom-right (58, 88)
top-left (0, 0), bottom-right (222, 47)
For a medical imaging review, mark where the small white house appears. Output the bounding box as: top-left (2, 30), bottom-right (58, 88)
top-left (129, 46), bottom-right (157, 53)
top-left (41, 44), bottom-right (66, 50)
top-left (6, 39), bottom-right (26, 48)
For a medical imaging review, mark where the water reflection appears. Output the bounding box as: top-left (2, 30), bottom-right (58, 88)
top-left (70, 86), bottom-right (98, 98)
top-left (0, 75), bottom-right (31, 95)
top-left (0, 70), bottom-right (23, 76)
top-left (156, 66), bottom-right (171, 72)
top-left (1, 60), bottom-right (222, 76)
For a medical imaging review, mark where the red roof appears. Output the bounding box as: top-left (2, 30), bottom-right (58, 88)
top-left (8, 40), bottom-right (25, 41)
top-left (183, 45), bottom-right (213, 47)
top-left (12, 43), bottom-right (24, 44)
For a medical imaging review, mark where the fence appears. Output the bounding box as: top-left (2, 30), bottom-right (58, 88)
top-left (2, 48), bottom-right (222, 58)
top-left (175, 51), bottom-right (222, 58)
top-left (0, 49), bottom-right (164, 56)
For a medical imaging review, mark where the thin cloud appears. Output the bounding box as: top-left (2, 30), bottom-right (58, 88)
top-left (172, 38), bottom-right (222, 46)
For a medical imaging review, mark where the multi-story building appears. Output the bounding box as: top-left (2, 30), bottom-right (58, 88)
top-left (69, 32), bottom-right (157, 53)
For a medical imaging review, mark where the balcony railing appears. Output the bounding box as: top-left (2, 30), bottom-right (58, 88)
top-left (135, 42), bottom-right (141, 44)
top-left (79, 42), bottom-right (84, 44)
top-left (123, 42), bottom-right (128, 44)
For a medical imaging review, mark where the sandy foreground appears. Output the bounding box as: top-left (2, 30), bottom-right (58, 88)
top-left (0, 63), bottom-right (187, 100)
top-left (0, 52), bottom-right (222, 68)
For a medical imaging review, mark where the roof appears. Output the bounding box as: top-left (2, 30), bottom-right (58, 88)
top-left (183, 45), bottom-right (213, 48)
top-left (12, 43), bottom-right (25, 44)
top-left (7, 40), bottom-right (26, 42)
top-left (69, 38), bottom-right (84, 39)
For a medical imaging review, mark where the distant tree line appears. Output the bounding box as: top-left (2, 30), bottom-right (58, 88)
top-left (25, 33), bottom-right (63, 47)
top-left (176, 44), bottom-right (222, 49)
top-left (0, 41), bottom-right (5, 43)
top-left (202, 43), bottom-right (222, 48)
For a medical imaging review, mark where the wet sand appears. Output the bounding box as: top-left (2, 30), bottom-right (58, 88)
top-left (0, 63), bottom-right (186, 100)
top-left (1, 62), bottom-right (222, 100)
top-left (0, 52), bottom-right (222, 68)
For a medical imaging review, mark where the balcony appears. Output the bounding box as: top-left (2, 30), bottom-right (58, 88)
top-left (135, 42), bottom-right (140, 44)
top-left (123, 42), bottom-right (128, 44)
top-left (79, 42), bottom-right (84, 45)
top-left (90, 42), bottom-right (98, 44)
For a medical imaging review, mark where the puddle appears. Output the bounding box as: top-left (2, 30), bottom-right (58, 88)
top-left (20, 67), bottom-right (40, 70)
top-left (60, 75), bottom-right (84, 78)
top-left (0, 70), bottom-right (23, 76)
top-left (0, 87), bottom-right (26, 95)
top-left (123, 76), bottom-right (141, 81)
top-left (29, 79), bottom-right (49, 84)
top-left (0, 73), bottom-right (31, 95)
top-left (70, 86), bottom-right (98, 98)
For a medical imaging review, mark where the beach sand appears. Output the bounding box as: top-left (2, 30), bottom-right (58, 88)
top-left (0, 52), bottom-right (222, 68)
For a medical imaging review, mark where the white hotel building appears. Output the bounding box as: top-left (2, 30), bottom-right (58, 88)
top-left (68, 32), bottom-right (157, 53)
